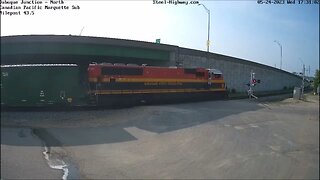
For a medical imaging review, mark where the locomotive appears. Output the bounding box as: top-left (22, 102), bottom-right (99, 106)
top-left (1, 63), bottom-right (228, 108)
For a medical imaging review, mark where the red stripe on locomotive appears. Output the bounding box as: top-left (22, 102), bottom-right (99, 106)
top-left (87, 63), bottom-right (223, 81)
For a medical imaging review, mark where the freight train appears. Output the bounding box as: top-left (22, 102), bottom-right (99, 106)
top-left (1, 63), bottom-right (228, 108)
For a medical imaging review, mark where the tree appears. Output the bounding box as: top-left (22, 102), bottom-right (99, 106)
top-left (313, 69), bottom-right (319, 93)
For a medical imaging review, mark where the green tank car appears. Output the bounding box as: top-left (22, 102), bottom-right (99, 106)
top-left (1, 64), bottom-right (87, 107)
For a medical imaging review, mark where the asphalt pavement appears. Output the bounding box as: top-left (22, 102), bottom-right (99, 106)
top-left (1, 94), bottom-right (319, 179)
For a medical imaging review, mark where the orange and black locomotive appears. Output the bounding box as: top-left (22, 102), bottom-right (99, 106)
top-left (88, 63), bottom-right (228, 106)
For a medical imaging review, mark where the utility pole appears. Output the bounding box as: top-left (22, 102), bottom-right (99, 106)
top-left (299, 58), bottom-right (305, 99)
top-left (79, 27), bottom-right (85, 36)
top-left (301, 64), bottom-right (305, 99)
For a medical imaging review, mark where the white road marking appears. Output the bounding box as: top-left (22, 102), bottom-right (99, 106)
top-left (124, 127), bottom-right (157, 139)
top-left (269, 145), bottom-right (281, 152)
top-left (234, 126), bottom-right (244, 130)
top-left (249, 124), bottom-right (259, 128)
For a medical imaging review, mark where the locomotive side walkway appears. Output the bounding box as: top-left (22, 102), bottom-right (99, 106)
top-left (1, 93), bottom-right (319, 179)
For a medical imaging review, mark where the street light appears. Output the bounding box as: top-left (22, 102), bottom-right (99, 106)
top-left (199, 3), bottom-right (210, 52)
top-left (273, 40), bottom-right (282, 70)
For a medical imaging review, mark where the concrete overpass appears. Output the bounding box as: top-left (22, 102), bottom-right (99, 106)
top-left (1, 35), bottom-right (175, 66)
top-left (1, 35), bottom-right (302, 95)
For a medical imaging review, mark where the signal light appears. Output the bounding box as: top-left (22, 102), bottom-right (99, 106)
top-left (247, 79), bottom-right (260, 87)
top-left (252, 79), bottom-right (257, 84)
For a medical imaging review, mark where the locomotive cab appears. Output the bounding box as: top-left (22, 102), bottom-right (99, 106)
top-left (207, 68), bottom-right (228, 98)
top-left (208, 69), bottom-right (223, 79)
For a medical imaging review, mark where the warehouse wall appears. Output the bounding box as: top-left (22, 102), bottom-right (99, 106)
top-left (174, 48), bottom-right (302, 94)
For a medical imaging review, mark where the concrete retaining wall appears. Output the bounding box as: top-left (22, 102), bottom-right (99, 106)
top-left (174, 48), bottom-right (302, 94)
top-left (1, 35), bottom-right (303, 95)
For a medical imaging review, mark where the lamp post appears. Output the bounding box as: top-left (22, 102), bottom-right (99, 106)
top-left (273, 40), bottom-right (282, 70)
top-left (199, 4), bottom-right (210, 52)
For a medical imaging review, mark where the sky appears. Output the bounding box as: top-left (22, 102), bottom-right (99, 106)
top-left (1, 0), bottom-right (319, 76)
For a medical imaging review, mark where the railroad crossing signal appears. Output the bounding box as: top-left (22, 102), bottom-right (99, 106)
top-left (248, 79), bottom-right (261, 86)
top-left (252, 79), bottom-right (257, 86)
top-left (246, 79), bottom-right (261, 87)
top-left (248, 70), bottom-right (259, 99)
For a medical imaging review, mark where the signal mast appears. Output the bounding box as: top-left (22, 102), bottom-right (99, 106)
top-left (248, 70), bottom-right (259, 99)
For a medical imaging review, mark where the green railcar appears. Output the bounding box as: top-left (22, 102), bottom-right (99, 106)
top-left (1, 64), bottom-right (86, 107)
